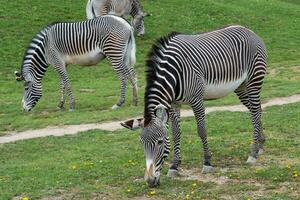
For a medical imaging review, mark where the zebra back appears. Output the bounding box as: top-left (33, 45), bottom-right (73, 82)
top-left (143, 25), bottom-right (267, 125)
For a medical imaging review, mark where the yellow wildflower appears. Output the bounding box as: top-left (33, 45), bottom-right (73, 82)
top-left (127, 189), bottom-right (131, 192)
top-left (192, 183), bottom-right (197, 187)
top-left (149, 190), bottom-right (156, 195)
top-left (293, 174), bottom-right (298, 178)
top-left (22, 197), bottom-right (29, 200)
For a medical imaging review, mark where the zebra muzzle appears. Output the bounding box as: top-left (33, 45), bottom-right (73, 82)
top-left (144, 164), bottom-right (160, 187)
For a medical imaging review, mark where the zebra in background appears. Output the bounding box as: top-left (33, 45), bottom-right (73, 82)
top-left (122, 25), bottom-right (267, 187)
top-left (15, 15), bottom-right (137, 112)
top-left (86, 0), bottom-right (150, 37)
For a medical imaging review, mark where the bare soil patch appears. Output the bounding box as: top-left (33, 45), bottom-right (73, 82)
top-left (1, 94), bottom-right (300, 144)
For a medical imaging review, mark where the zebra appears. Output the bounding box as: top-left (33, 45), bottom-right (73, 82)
top-left (15, 15), bottom-right (138, 112)
top-left (86, 0), bottom-right (150, 37)
top-left (121, 25), bottom-right (267, 187)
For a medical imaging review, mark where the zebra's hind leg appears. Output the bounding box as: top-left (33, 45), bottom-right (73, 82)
top-left (235, 81), bottom-right (265, 163)
top-left (112, 77), bottom-right (127, 110)
top-left (129, 69), bottom-right (138, 106)
top-left (247, 90), bottom-right (264, 164)
top-left (167, 105), bottom-right (181, 178)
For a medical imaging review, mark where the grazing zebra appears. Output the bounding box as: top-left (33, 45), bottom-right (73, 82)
top-left (122, 25), bottom-right (267, 187)
top-left (86, 0), bottom-right (149, 37)
top-left (15, 15), bottom-right (137, 112)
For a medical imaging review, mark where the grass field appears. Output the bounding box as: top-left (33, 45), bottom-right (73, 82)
top-left (0, 0), bottom-right (300, 199)
top-left (0, 0), bottom-right (300, 135)
top-left (1, 103), bottom-right (299, 199)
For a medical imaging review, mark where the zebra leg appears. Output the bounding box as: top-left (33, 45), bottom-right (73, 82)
top-left (58, 79), bottom-right (65, 110)
top-left (235, 84), bottom-right (265, 159)
top-left (129, 69), bottom-right (138, 106)
top-left (246, 91), bottom-right (264, 164)
top-left (112, 77), bottom-right (127, 110)
top-left (244, 62), bottom-right (266, 164)
top-left (55, 65), bottom-right (75, 111)
top-left (191, 100), bottom-right (213, 173)
top-left (106, 50), bottom-right (131, 109)
top-left (167, 105), bottom-right (181, 178)
top-left (234, 83), bottom-right (251, 110)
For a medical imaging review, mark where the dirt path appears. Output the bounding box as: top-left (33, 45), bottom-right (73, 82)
top-left (1, 94), bottom-right (300, 144)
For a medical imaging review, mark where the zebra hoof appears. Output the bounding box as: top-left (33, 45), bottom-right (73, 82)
top-left (258, 148), bottom-right (264, 155)
top-left (246, 156), bottom-right (257, 164)
top-left (167, 169), bottom-right (179, 177)
top-left (111, 104), bottom-right (120, 110)
top-left (202, 165), bottom-right (214, 174)
top-left (57, 106), bottom-right (65, 110)
top-left (57, 103), bottom-right (64, 110)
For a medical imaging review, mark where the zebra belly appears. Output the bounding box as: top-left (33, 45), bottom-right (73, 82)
top-left (65, 49), bottom-right (105, 66)
top-left (204, 74), bottom-right (247, 100)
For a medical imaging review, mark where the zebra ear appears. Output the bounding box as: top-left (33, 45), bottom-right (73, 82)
top-left (15, 71), bottom-right (24, 81)
top-left (121, 118), bottom-right (144, 130)
top-left (154, 104), bottom-right (168, 124)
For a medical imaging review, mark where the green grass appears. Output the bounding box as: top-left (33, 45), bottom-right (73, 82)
top-left (1, 103), bottom-right (299, 199)
top-left (1, 0), bottom-right (300, 134)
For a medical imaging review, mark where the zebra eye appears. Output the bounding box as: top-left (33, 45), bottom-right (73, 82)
top-left (157, 139), bottom-right (163, 145)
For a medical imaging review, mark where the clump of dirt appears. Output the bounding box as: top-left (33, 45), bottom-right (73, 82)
top-left (79, 88), bottom-right (96, 93)
top-left (174, 167), bottom-right (229, 185)
top-left (40, 188), bottom-right (80, 200)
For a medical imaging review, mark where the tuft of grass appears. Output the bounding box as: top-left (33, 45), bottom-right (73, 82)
top-left (0, 103), bottom-right (299, 199)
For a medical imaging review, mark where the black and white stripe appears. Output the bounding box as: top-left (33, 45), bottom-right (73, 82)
top-left (16, 15), bottom-right (137, 111)
top-left (86, 0), bottom-right (148, 37)
top-left (141, 25), bottom-right (267, 186)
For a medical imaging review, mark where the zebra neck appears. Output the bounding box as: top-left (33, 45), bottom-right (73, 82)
top-left (143, 83), bottom-right (173, 127)
top-left (22, 31), bottom-right (49, 82)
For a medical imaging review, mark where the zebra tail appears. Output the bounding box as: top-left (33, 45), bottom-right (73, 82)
top-left (124, 29), bottom-right (136, 68)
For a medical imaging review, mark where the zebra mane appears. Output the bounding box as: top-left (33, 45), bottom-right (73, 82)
top-left (21, 22), bottom-right (57, 73)
top-left (144, 31), bottom-right (181, 125)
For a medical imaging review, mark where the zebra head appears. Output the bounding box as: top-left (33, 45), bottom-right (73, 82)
top-left (132, 13), bottom-right (150, 37)
top-left (121, 105), bottom-right (170, 187)
top-left (15, 70), bottom-right (42, 112)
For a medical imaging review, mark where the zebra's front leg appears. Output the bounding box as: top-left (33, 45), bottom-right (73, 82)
top-left (167, 106), bottom-right (182, 178)
top-left (191, 100), bottom-right (214, 173)
top-left (55, 65), bottom-right (75, 111)
top-left (57, 80), bottom-right (65, 110)
top-left (112, 78), bottom-right (127, 110)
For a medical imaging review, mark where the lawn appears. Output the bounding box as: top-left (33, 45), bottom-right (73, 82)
top-left (0, 0), bottom-right (300, 135)
top-left (0, 102), bottom-right (299, 199)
